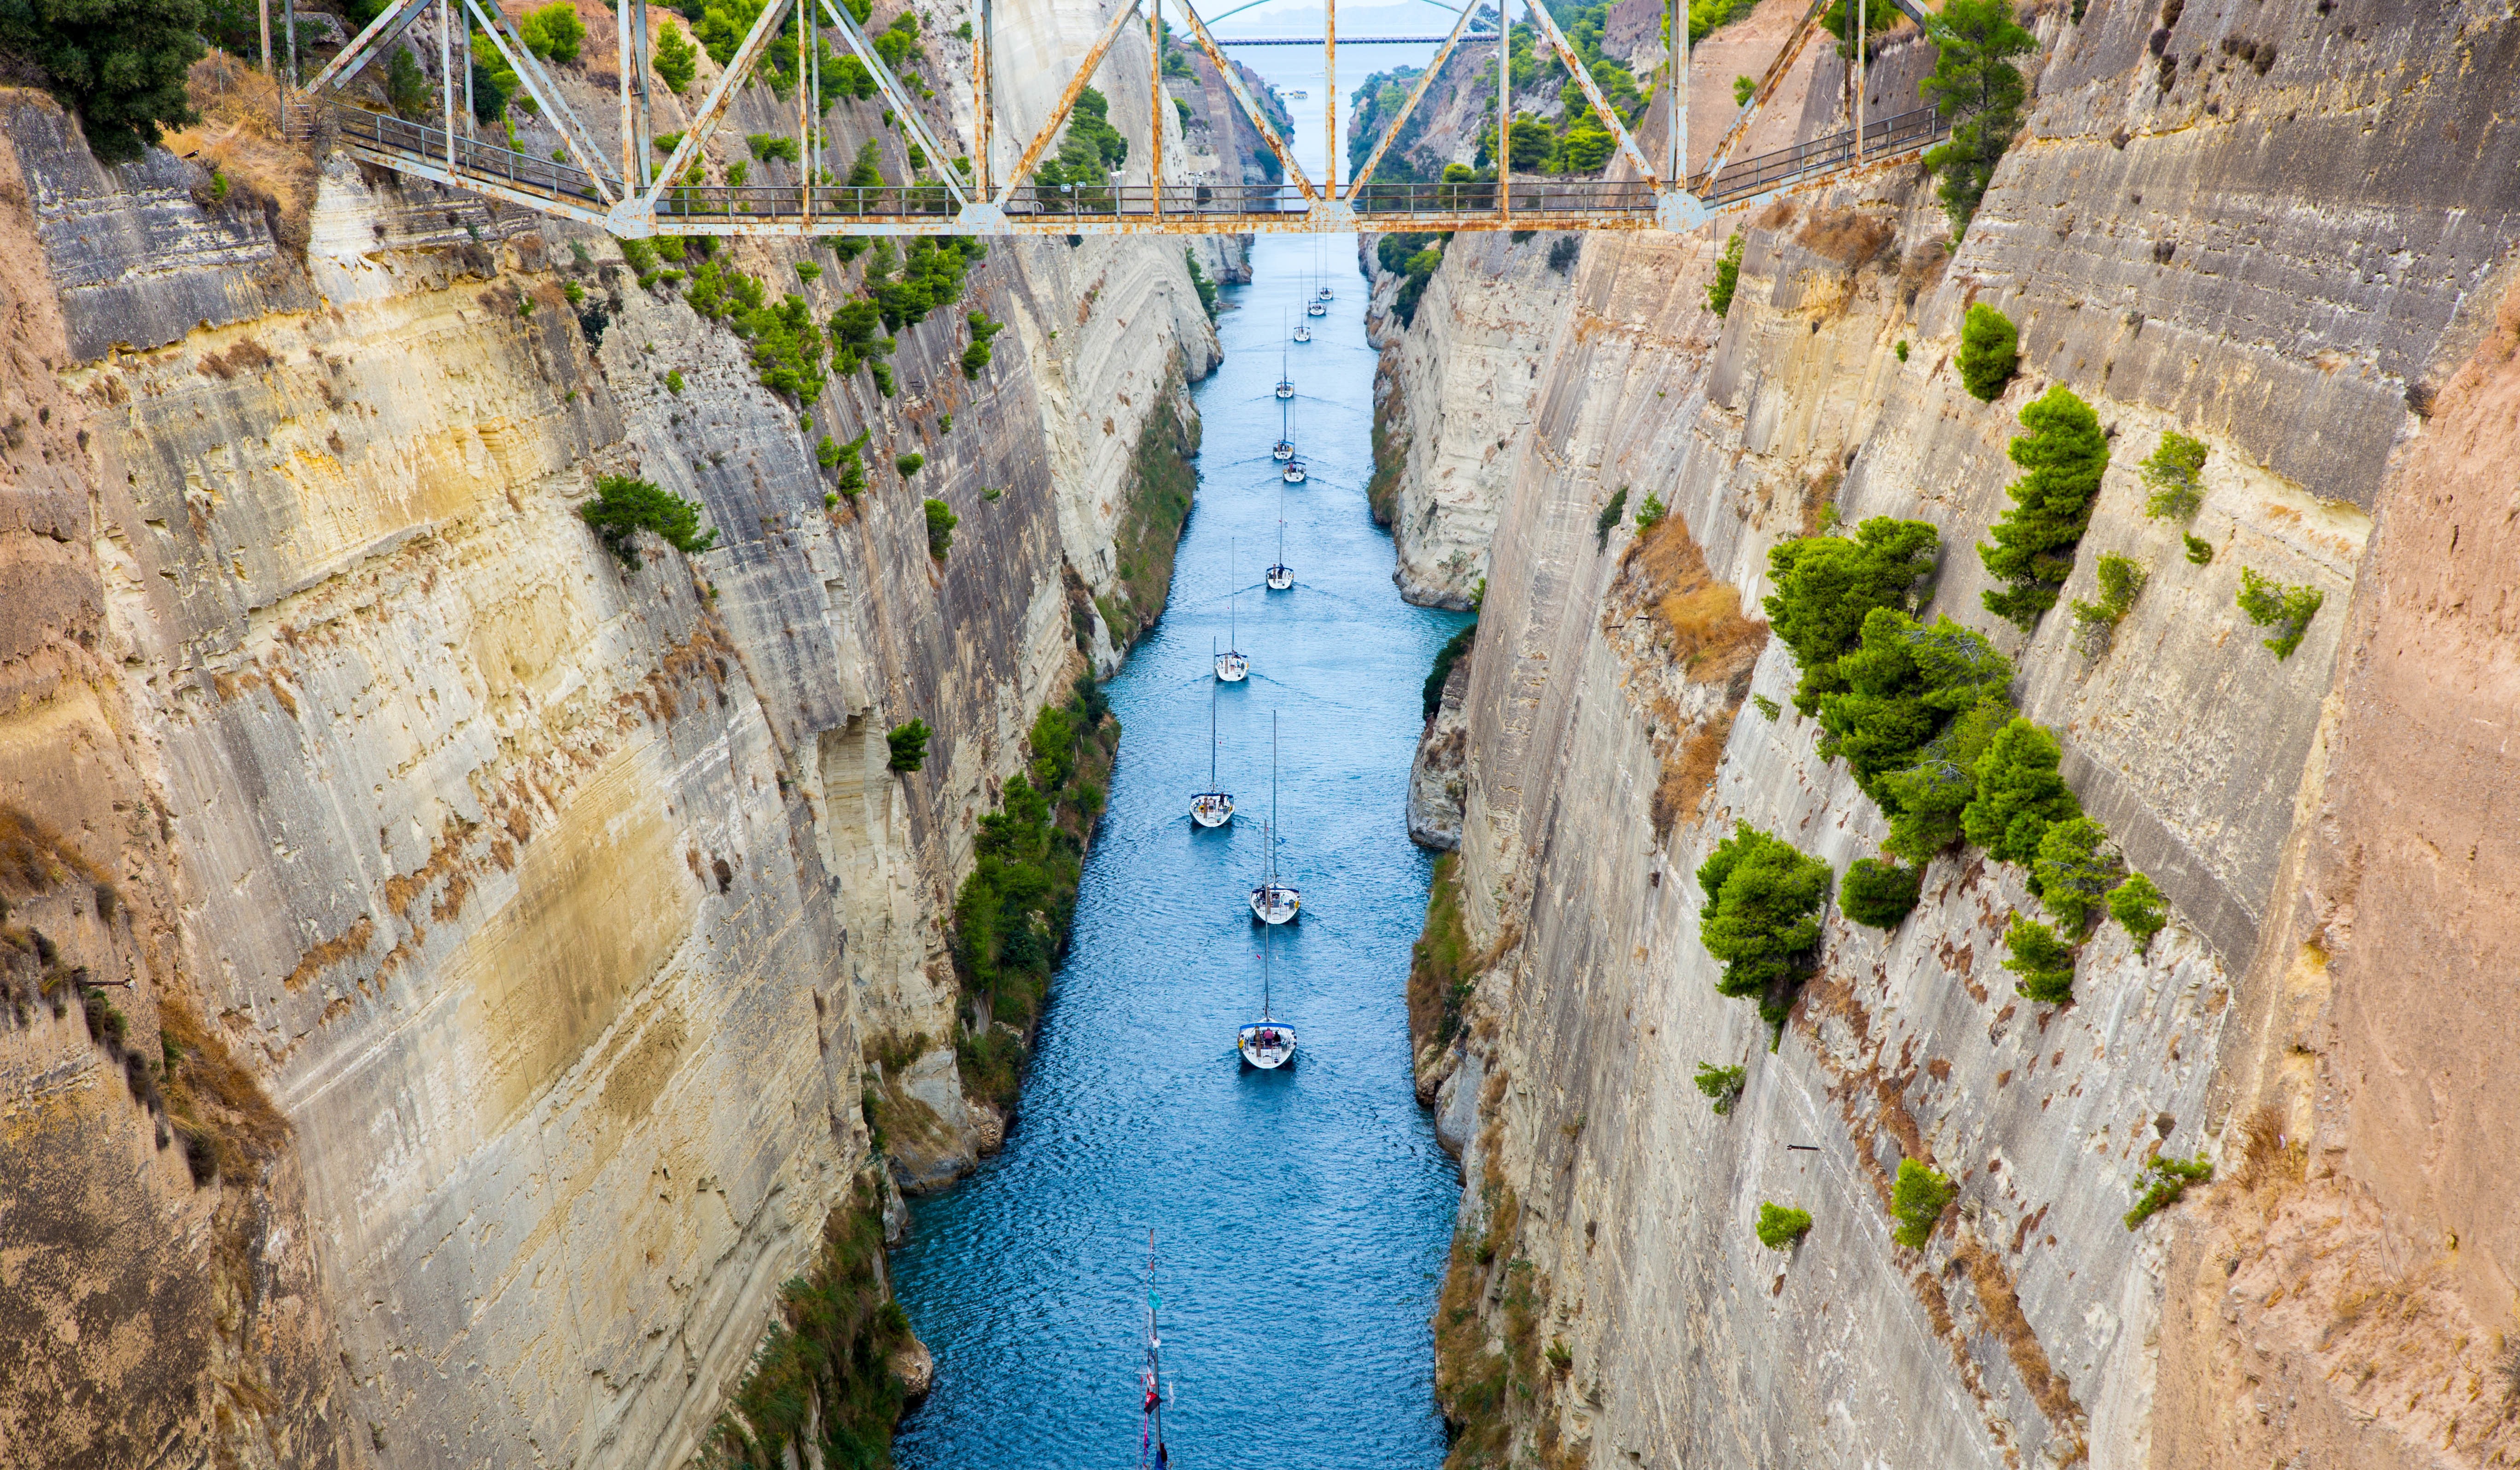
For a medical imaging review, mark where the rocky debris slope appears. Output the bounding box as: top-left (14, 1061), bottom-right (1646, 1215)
top-left (1393, 0), bottom-right (2520, 1464)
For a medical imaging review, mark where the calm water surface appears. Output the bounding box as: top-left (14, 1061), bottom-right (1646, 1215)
top-left (889, 235), bottom-right (1469, 1468)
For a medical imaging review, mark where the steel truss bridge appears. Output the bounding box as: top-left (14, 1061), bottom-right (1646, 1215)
top-left (282, 0), bottom-right (1941, 236)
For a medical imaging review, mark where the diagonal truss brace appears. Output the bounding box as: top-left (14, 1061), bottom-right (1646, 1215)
top-left (464, 0), bottom-right (619, 202)
top-left (637, 0), bottom-right (796, 218)
top-left (301, 0), bottom-right (434, 94)
top-left (818, 0), bottom-right (969, 208)
top-left (994, 0), bottom-right (1147, 208)
top-left (1697, 0), bottom-right (1828, 181)
top-left (1342, 0), bottom-right (1484, 198)
top-left (1169, 0), bottom-right (1316, 203)
top-left (1523, 0), bottom-right (1657, 184)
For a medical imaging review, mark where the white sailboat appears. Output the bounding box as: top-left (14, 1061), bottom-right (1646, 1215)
top-left (1272, 329), bottom-right (1296, 461)
top-left (1265, 485), bottom-right (1293, 591)
top-left (1190, 677), bottom-right (1234, 826)
top-left (1236, 925), bottom-right (1297, 1070)
top-left (1315, 236), bottom-right (1335, 302)
top-left (1292, 319), bottom-right (1312, 344)
top-left (1248, 712), bottom-right (1300, 924)
top-left (1214, 540), bottom-right (1249, 683)
top-left (1281, 447), bottom-right (1307, 485)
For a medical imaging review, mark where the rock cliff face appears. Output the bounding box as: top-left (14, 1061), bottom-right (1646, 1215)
top-left (1388, 0), bottom-right (2520, 1464)
top-left (0, 4), bottom-right (1254, 1456)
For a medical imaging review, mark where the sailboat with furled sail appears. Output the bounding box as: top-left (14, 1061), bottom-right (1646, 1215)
top-left (1190, 678), bottom-right (1233, 827)
top-left (1272, 335), bottom-right (1295, 463)
top-left (1266, 483), bottom-right (1293, 591)
top-left (1236, 924), bottom-right (1297, 1069)
top-left (1248, 712), bottom-right (1300, 924)
top-left (1214, 539), bottom-right (1249, 683)
top-left (1138, 1231), bottom-right (1177, 1467)
top-left (1274, 327), bottom-right (1295, 402)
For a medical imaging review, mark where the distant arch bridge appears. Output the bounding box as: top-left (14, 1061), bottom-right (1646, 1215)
top-left (280, 0), bottom-right (1943, 236)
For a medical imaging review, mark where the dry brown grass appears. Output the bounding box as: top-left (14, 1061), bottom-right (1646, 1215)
top-left (280, 916), bottom-right (373, 992)
top-left (1651, 712), bottom-right (1734, 835)
top-left (1797, 207), bottom-right (1896, 267)
top-left (1957, 1238), bottom-right (2087, 1443)
top-left (1622, 512), bottom-right (1768, 685)
top-left (162, 994), bottom-right (290, 1185)
top-left (164, 54), bottom-right (319, 253)
top-left (2227, 1103), bottom-right (2309, 1215)
top-left (0, 805), bottom-right (109, 893)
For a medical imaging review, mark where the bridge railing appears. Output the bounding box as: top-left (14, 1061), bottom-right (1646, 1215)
top-left (336, 104), bottom-right (608, 206)
top-left (1693, 104), bottom-right (1948, 206)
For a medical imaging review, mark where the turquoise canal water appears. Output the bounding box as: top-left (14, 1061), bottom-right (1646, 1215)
top-left (889, 235), bottom-right (1470, 1467)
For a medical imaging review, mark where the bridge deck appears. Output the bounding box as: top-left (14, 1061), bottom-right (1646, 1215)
top-left (332, 103), bottom-right (1947, 235)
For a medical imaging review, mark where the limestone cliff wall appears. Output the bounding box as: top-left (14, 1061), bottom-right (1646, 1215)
top-left (1396, 0), bottom-right (2520, 1464)
top-left (0, 2), bottom-right (1252, 1451)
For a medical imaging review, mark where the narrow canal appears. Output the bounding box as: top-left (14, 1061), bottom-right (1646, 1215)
top-left (889, 235), bottom-right (1470, 1466)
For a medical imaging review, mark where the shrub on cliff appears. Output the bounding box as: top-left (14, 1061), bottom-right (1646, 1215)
top-left (2110, 871), bottom-right (2166, 953)
top-left (922, 496), bottom-right (957, 558)
top-left (2002, 915), bottom-right (2076, 1003)
top-left (1979, 385), bottom-right (2111, 630)
top-left (1756, 1203), bottom-right (1813, 1249)
top-left (2124, 1152), bottom-right (2212, 1229)
top-left (1919, 0), bottom-right (2037, 237)
top-left (1962, 717), bottom-right (2080, 864)
top-left (1693, 1061), bottom-right (1746, 1114)
top-left (1762, 516), bottom-right (1940, 716)
top-left (653, 20), bottom-right (698, 91)
top-left (386, 47), bottom-right (431, 121)
top-left (1818, 610), bottom-right (2012, 798)
top-left (886, 719), bottom-right (930, 772)
top-left (1873, 692), bottom-right (2011, 863)
top-left (2235, 567), bottom-right (2324, 659)
top-left (1705, 233), bottom-right (1745, 317)
top-left (518, 2), bottom-right (584, 62)
top-left (2033, 816), bottom-right (2121, 933)
top-left (1593, 488), bottom-right (1628, 549)
top-left (2, 0), bottom-right (205, 160)
top-left (1840, 858), bottom-right (1921, 929)
top-left (1423, 624), bottom-right (1476, 720)
top-left (2140, 430), bottom-right (2209, 520)
top-left (962, 311), bottom-right (1005, 379)
top-left (1890, 1158), bottom-right (1954, 1248)
top-left (2070, 553), bottom-right (2146, 648)
top-left (1953, 303), bottom-right (2018, 401)
top-left (579, 475), bottom-right (718, 570)
top-left (1695, 824), bottom-right (1832, 1003)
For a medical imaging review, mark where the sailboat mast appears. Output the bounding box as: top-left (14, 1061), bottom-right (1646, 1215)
top-left (1141, 1228), bottom-right (1165, 1469)
top-left (1208, 679), bottom-right (1218, 788)
top-left (1229, 539), bottom-right (1238, 649)
top-left (1261, 923), bottom-right (1272, 1020)
top-left (1269, 712), bottom-right (1279, 886)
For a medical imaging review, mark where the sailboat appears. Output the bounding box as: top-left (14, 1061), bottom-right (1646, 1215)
top-left (1190, 678), bottom-right (1234, 826)
top-left (1274, 324), bottom-right (1295, 401)
top-left (1281, 441), bottom-right (1307, 485)
top-left (1248, 712), bottom-right (1300, 924)
top-left (1214, 540), bottom-right (1249, 682)
top-left (1265, 484), bottom-right (1293, 590)
top-left (1292, 318), bottom-right (1312, 344)
top-left (1315, 236), bottom-right (1335, 303)
top-left (1272, 330), bottom-right (1296, 461)
top-left (1236, 925), bottom-right (1297, 1069)
top-left (1138, 1232), bottom-right (1176, 1467)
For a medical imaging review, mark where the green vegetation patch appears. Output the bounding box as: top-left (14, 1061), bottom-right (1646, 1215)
top-left (1096, 371), bottom-right (1198, 650)
top-left (1695, 823), bottom-right (1832, 1031)
top-left (1890, 1157), bottom-right (1955, 1249)
top-left (2110, 871), bottom-right (2166, 953)
top-left (580, 475), bottom-right (717, 570)
top-left (1423, 623), bottom-right (1476, 720)
top-left (1954, 303), bottom-right (2018, 402)
top-left (2001, 915), bottom-right (2076, 1003)
top-left (1756, 1202), bottom-right (1814, 1249)
top-left (2031, 816), bottom-right (2120, 934)
top-left (1840, 858), bottom-right (1922, 929)
top-left (1979, 385), bottom-right (2111, 630)
top-left (1762, 516), bottom-right (1940, 717)
top-left (1693, 1062), bottom-right (1746, 1115)
top-left (1408, 853), bottom-right (1477, 1050)
top-left (2140, 430), bottom-right (2208, 520)
top-left (1961, 716), bottom-right (2079, 865)
top-left (2236, 567), bottom-right (2324, 659)
top-left (1920, 0), bottom-right (2038, 238)
top-left (885, 719), bottom-right (929, 772)
top-left (1706, 232), bottom-right (1745, 318)
top-left (2123, 1152), bottom-right (2212, 1229)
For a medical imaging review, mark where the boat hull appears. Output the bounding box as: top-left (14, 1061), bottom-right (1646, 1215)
top-left (1305, 302), bottom-right (1326, 317)
top-left (1274, 384), bottom-right (1294, 400)
top-left (1249, 884), bottom-right (1300, 925)
top-left (1265, 567), bottom-right (1293, 590)
top-left (1214, 652), bottom-right (1249, 682)
top-left (1271, 442), bottom-right (1294, 462)
top-left (1282, 465), bottom-right (1307, 484)
top-left (1237, 1023), bottom-right (1297, 1069)
top-left (1190, 794), bottom-right (1234, 827)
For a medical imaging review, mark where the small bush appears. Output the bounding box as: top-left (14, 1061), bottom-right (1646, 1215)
top-left (1706, 233), bottom-right (1745, 317)
top-left (665, 368), bottom-right (685, 394)
top-left (2002, 916), bottom-right (2076, 1003)
top-left (1593, 488), bottom-right (1629, 549)
top-left (1183, 249), bottom-right (1220, 320)
top-left (654, 21), bottom-right (698, 90)
top-left (580, 475), bottom-right (718, 570)
top-left (817, 434), bottom-right (844, 468)
top-left (2110, 871), bottom-right (2166, 953)
top-left (1732, 74), bottom-right (1756, 105)
top-left (897, 453), bottom-right (926, 478)
top-left (1695, 824), bottom-right (1832, 1001)
top-left (747, 133), bottom-right (801, 163)
top-left (1980, 386), bottom-right (2112, 630)
top-left (1752, 694), bottom-right (1781, 722)
top-left (2071, 552), bottom-right (2147, 636)
top-left (1423, 624), bottom-right (1476, 719)
top-left (886, 720), bottom-right (931, 772)
top-left (2182, 532), bottom-right (2215, 565)
top-left (962, 310), bottom-right (1005, 378)
top-left (2235, 567), bottom-right (2323, 659)
top-left (1693, 1062), bottom-right (1746, 1115)
top-left (519, 2), bottom-right (586, 62)
top-left (1890, 1158), bottom-right (1954, 1249)
top-left (1895, 339), bottom-right (1910, 362)
top-left (1840, 858), bottom-right (1921, 929)
top-left (386, 47), bottom-right (431, 120)
top-left (1964, 718), bottom-right (2079, 864)
top-left (2032, 816), bottom-right (2120, 933)
top-left (1955, 303), bottom-right (2019, 401)
top-left (1756, 1203), bottom-right (1814, 1249)
top-left (2123, 1152), bottom-right (2212, 1229)
top-left (2140, 430), bottom-right (2208, 519)
top-left (1633, 491), bottom-right (1667, 532)
top-left (923, 497), bottom-right (957, 559)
